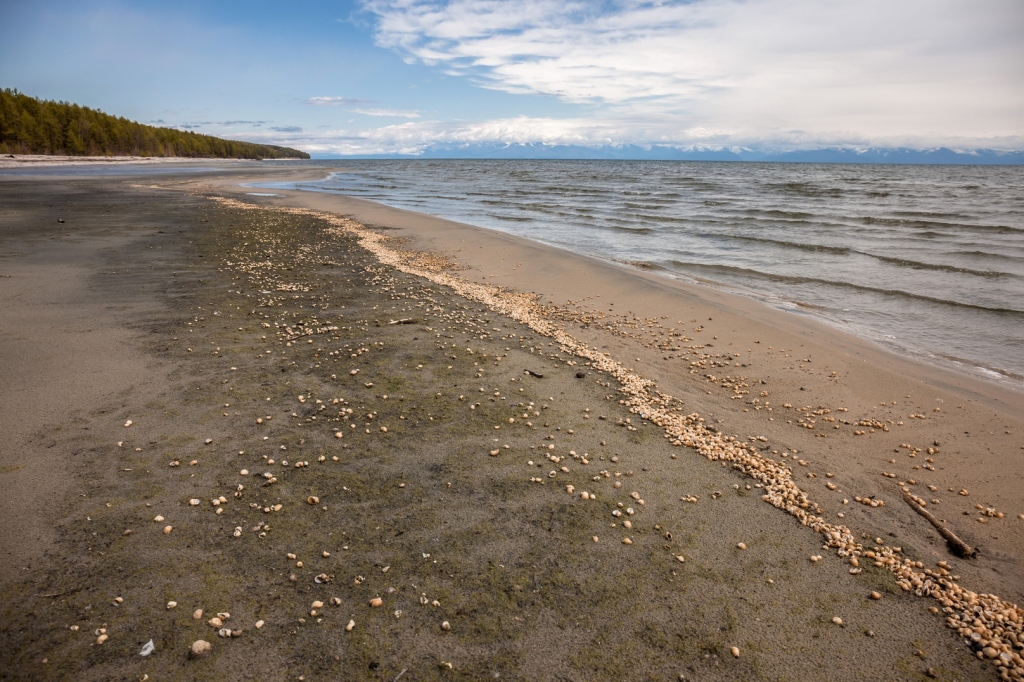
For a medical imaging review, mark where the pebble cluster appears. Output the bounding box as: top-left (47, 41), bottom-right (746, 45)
top-left (212, 196), bottom-right (1024, 679)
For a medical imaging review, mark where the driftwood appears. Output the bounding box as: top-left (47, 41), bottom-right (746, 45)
top-left (387, 318), bottom-right (418, 325)
top-left (524, 369), bottom-right (544, 378)
top-left (901, 490), bottom-right (977, 558)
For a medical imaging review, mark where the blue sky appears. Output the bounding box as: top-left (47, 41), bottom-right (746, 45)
top-left (2, 0), bottom-right (1022, 155)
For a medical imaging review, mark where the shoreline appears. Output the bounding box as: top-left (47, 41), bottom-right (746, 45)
top-left (1, 170), bottom-right (1021, 680)
top-left (208, 169), bottom-right (1024, 409)
top-left (246, 168), bottom-right (1024, 397)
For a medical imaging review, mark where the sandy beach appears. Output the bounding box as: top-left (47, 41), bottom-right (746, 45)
top-left (1, 167), bottom-right (1022, 681)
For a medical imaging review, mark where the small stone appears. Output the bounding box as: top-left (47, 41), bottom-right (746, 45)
top-left (311, 600), bottom-right (324, 609)
top-left (255, 620), bottom-right (265, 629)
top-left (163, 525), bottom-right (173, 535)
top-left (193, 609), bottom-right (203, 620)
top-left (736, 542), bottom-right (747, 550)
top-left (345, 619), bottom-right (355, 632)
top-left (832, 617), bottom-right (843, 626)
top-left (369, 597), bottom-right (383, 607)
top-left (190, 640), bottom-right (212, 658)
top-left (441, 621), bottom-right (451, 631)
top-left (96, 633), bottom-right (108, 644)
top-left (124, 420), bottom-right (132, 428)
top-left (730, 646), bottom-right (740, 658)
top-left (208, 617), bottom-right (223, 628)
top-left (166, 601), bottom-right (177, 610)
top-left (869, 591), bottom-right (881, 600)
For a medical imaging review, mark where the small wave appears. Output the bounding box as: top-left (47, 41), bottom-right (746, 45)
top-left (486, 214), bottom-right (533, 222)
top-left (664, 261), bottom-right (1024, 315)
top-left (869, 254), bottom-right (1012, 278)
top-left (860, 216), bottom-right (1024, 234)
top-left (620, 260), bottom-right (669, 271)
top-left (769, 182), bottom-right (843, 197)
top-left (711, 233), bottom-right (852, 255)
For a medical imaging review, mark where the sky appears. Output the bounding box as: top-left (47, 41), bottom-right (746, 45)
top-left (2, 0), bottom-right (1022, 156)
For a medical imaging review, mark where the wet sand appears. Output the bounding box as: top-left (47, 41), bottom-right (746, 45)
top-left (0, 170), bottom-right (1021, 681)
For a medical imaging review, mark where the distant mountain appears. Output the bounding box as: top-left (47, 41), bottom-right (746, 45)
top-left (0, 89), bottom-right (309, 159)
top-left (317, 142), bottom-right (1024, 164)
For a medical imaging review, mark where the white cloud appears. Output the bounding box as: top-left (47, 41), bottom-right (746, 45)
top-left (360, 0), bottom-right (1024, 148)
top-left (255, 115), bottom-right (1024, 156)
top-left (352, 108), bottom-right (421, 118)
top-left (306, 96), bottom-right (370, 106)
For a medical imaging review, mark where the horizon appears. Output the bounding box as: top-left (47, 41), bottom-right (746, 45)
top-left (2, 1), bottom-right (1022, 159)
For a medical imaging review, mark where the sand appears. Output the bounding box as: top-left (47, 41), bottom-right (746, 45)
top-left (0, 168), bottom-right (1021, 681)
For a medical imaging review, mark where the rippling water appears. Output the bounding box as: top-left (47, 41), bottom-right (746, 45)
top-left (266, 160), bottom-right (1024, 387)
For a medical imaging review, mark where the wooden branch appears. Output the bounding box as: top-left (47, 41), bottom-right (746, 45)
top-left (387, 318), bottom-right (418, 325)
top-left (901, 490), bottom-right (976, 558)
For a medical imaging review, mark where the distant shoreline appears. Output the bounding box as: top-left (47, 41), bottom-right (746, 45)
top-left (0, 155), bottom-right (309, 169)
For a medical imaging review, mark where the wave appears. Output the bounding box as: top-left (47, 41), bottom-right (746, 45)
top-left (869, 254), bottom-right (1014, 278)
top-left (664, 261), bottom-right (1024, 316)
top-left (859, 216), bottom-right (1024, 234)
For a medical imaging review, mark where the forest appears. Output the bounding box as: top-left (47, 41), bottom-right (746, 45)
top-left (0, 89), bottom-right (309, 159)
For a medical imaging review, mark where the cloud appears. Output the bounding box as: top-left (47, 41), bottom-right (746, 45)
top-left (244, 114), bottom-right (1024, 156)
top-left (269, 125), bottom-right (304, 132)
top-left (306, 96), bottom-right (371, 106)
top-left (222, 120), bottom-right (266, 126)
top-left (361, 0), bottom-right (1024, 146)
top-left (352, 108), bottom-right (420, 118)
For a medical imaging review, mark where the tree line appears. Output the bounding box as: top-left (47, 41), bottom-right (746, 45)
top-left (0, 88), bottom-right (309, 159)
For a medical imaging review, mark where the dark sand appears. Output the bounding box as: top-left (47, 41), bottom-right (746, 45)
top-left (0, 172), bottom-right (1020, 681)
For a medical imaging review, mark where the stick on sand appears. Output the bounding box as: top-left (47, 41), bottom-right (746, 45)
top-left (901, 490), bottom-right (977, 558)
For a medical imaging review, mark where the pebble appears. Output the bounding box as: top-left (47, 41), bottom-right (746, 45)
top-left (345, 619), bottom-right (356, 631)
top-left (369, 597), bottom-right (383, 607)
top-left (832, 617), bottom-right (844, 626)
top-left (193, 609), bottom-right (203, 620)
top-left (96, 633), bottom-right (108, 644)
top-left (255, 620), bottom-right (265, 629)
top-left (441, 621), bottom-right (451, 631)
top-left (162, 525), bottom-right (173, 535)
top-left (166, 601), bottom-right (177, 610)
top-left (730, 647), bottom-right (740, 658)
top-left (869, 591), bottom-right (882, 600)
top-left (208, 617), bottom-right (223, 628)
top-left (736, 542), bottom-right (747, 550)
top-left (190, 640), bottom-right (212, 658)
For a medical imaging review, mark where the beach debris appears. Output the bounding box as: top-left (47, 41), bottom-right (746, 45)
top-left (139, 640), bottom-right (155, 657)
top-left (901, 490), bottom-right (976, 558)
top-left (524, 369), bottom-right (544, 378)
